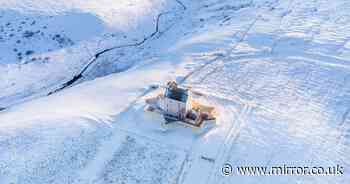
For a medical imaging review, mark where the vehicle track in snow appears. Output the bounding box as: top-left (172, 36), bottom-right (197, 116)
top-left (183, 1), bottom-right (305, 183)
top-left (207, 104), bottom-right (253, 184)
top-left (206, 0), bottom-right (350, 180)
top-left (267, 1), bottom-right (350, 172)
top-left (174, 4), bottom-right (273, 184)
top-left (187, 2), bottom-right (302, 180)
top-left (178, 14), bottom-right (261, 85)
top-left (175, 25), bottom-right (259, 184)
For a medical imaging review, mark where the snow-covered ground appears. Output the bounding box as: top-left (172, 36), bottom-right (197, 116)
top-left (0, 0), bottom-right (183, 107)
top-left (1, 0), bottom-right (350, 183)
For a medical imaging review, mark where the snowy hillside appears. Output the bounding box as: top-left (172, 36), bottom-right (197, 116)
top-left (0, 0), bottom-right (182, 107)
top-left (0, 0), bottom-right (350, 183)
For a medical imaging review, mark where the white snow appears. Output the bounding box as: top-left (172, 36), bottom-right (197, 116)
top-left (1, 0), bottom-right (350, 183)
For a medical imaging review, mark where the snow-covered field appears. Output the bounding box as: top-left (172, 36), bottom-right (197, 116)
top-left (0, 0), bottom-right (350, 183)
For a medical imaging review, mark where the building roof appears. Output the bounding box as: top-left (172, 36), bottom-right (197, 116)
top-left (165, 87), bottom-right (188, 103)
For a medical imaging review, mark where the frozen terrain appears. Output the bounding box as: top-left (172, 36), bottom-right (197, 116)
top-left (0, 0), bottom-right (350, 183)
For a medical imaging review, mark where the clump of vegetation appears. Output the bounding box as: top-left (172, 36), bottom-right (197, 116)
top-left (52, 34), bottom-right (74, 47)
top-left (23, 30), bottom-right (35, 38)
top-left (25, 50), bottom-right (34, 56)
